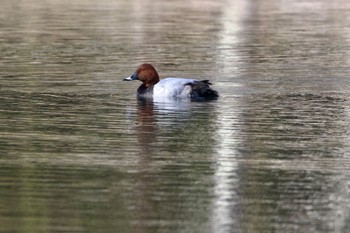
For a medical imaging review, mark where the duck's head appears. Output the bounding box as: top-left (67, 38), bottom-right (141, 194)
top-left (123, 63), bottom-right (160, 87)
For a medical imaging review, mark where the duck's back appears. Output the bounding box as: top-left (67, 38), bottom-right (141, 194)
top-left (153, 78), bottom-right (194, 98)
top-left (153, 78), bottom-right (218, 99)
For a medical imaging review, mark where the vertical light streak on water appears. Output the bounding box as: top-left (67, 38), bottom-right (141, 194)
top-left (211, 1), bottom-right (249, 232)
top-left (332, 102), bottom-right (350, 231)
top-left (212, 109), bottom-right (239, 233)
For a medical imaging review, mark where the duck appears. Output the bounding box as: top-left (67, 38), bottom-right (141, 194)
top-left (123, 64), bottom-right (219, 100)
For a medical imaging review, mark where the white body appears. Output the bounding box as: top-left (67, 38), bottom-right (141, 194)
top-left (153, 77), bottom-right (196, 98)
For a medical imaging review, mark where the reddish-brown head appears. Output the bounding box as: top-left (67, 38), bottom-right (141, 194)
top-left (123, 64), bottom-right (160, 87)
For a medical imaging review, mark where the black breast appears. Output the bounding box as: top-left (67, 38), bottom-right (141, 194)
top-left (137, 84), bottom-right (154, 97)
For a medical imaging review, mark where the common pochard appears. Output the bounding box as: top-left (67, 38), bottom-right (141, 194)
top-left (123, 64), bottom-right (218, 100)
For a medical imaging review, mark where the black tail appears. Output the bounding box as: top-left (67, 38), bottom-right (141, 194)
top-left (186, 80), bottom-right (219, 100)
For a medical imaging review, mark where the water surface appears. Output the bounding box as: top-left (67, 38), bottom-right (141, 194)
top-left (1, 0), bottom-right (350, 232)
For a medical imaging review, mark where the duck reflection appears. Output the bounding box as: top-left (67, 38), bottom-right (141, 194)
top-left (135, 98), bottom-right (158, 149)
top-left (135, 97), bottom-right (197, 153)
top-left (133, 97), bottom-right (218, 231)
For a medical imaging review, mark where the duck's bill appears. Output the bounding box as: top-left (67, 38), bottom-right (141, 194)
top-left (123, 76), bottom-right (133, 81)
top-left (123, 73), bottom-right (137, 81)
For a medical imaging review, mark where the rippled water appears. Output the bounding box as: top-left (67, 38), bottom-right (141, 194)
top-left (1, 0), bottom-right (350, 232)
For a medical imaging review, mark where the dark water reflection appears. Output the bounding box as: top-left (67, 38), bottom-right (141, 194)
top-left (2, 0), bottom-right (350, 232)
